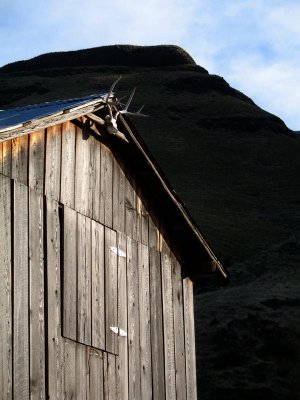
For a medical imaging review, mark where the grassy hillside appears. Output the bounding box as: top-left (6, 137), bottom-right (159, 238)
top-left (1, 45), bottom-right (299, 399)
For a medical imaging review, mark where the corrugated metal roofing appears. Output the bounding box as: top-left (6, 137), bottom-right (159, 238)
top-left (0, 93), bottom-right (107, 130)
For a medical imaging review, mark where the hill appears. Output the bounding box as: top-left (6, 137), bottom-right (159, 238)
top-left (1, 44), bottom-right (299, 399)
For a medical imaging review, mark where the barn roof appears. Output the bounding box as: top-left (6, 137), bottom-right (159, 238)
top-left (0, 94), bottom-right (227, 279)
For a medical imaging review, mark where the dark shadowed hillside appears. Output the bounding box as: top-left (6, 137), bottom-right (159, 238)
top-left (1, 44), bottom-right (299, 399)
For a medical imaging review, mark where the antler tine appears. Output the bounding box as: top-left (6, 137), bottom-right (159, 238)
top-left (105, 76), bottom-right (122, 103)
top-left (123, 87), bottom-right (136, 112)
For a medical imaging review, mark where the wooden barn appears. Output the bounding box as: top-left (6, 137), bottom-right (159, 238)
top-left (0, 92), bottom-right (227, 400)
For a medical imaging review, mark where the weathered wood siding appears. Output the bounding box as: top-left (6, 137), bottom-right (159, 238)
top-left (0, 121), bottom-right (197, 399)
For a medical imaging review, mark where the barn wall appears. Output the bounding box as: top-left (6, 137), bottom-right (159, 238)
top-left (0, 121), bottom-right (197, 400)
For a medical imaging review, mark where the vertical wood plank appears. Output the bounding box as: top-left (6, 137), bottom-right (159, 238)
top-left (11, 134), bottom-right (28, 185)
top-left (102, 145), bottom-right (113, 228)
top-left (138, 243), bottom-right (152, 400)
top-left (13, 181), bottom-right (29, 400)
top-left (117, 233), bottom-right (128, 400)
top-left (172, 257), bottom-right (187, 400)
top-left (45, 125), bottom-right (62, 200)
top-left (91, 220), bottom-right (105, 350)
top-left (92, 138), bottom-right (102, 223)
top-left (77, 214), bottom-right (92, 345)
top-left (75, 126), bottom-right (94, 217)
top-left (89, 349), bottom-right (104, 400)
top-left (183, 278), bottom-right (197, 400)
top-left (46, 198), bottom-right (63, 400)
top-left (161, 251), bottom-right (176, 400)
top-left (112, 158), bottom-right (125, 232)
top-left (2, 140), bottom-right (12, 177)
top-left (148, 214), bottom-right (159, 250)
top-left (105, 354), bottom-right (117, 400)
top-left (75, 343), bottom-right (88, 400)
top-left (124, 173), bottom-right (137, 240)
top-left (127, 237), bottom-right (141, 400)
top-left (150, 248), bottom-right (165, 400)
top-left (0, 174), bottom-right (12, 400)
top-left (29, 189), bottom-right (45, 399)
top-left (139, 193), bottom-right (149, 246)
top-left (105, 227), bottom-right (118, 354)
top-left (60, 122), bottom-right (76, 208)
top-left (63, 206), bottom-right (77, 341)
top-left (29, 130), bottom-right (45, 194)
top-left (63, 339), bottom-right (76, 400)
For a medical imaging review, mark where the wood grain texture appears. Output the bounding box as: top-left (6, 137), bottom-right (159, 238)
top-left (105, 227), bottom-right (118, 354)
top-left (89, 349), bottom-right (104, 400)
top-left (112, 158), bottom-right (125, 232)
top-left (126, 237), bottom-right (141, 400)
top-left (45, 124), bottom-right (62, 200)
top-left (92, 138), bottom-right (102, 223)
top-left (11, 134), bottom-right (28, 185)
top-left (91, 220), bottom-right (105, 350)
top-left (77, 214), bottom-right (92, 345)
top-left (75, 126), bottom-right (94, 217)
top-left (183, 278), bottom-right (197, 400)
top-left (101, 145), bottom-right (113, 228)
top-left (29, 189), bottom-right (45, 399)
top-left (0, 142), bottom-right (2, 172)
top-left (138, 242), bottom-right (152, 400)
top-left (63, 339), bottom-right (76, 400)
top-left (148, 214), bottom-right (159, 250)
top-left (2, 140), bottom-right (12, 177)
top-left (75, 342), bottom-right (88, 400)
top-left (63, 206), bottom-right (77, 341)
top-left (29, 129), bottom-right (45, 194)
top-left (46, 198), bottom-right (63, 400)
top-left (172, 257), bottom-right (187, 400)
top-left (13, 181), bottom-right (29, 400)
top-left (161, 251), bottom-right (176, 400)
top-left (124, 173), bottom-right (137, 240)
top-left (117, 233), bottom-right (128, 400)
top-left (0, 174), bottom-right (12, 400)
top-left (60, 121), bottom-right (76, 208)
top-left (149, 248), bottom-right (165, 400)
top-left (106, 353), bottom-right (117, 400)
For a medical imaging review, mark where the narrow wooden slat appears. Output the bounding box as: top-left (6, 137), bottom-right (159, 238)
top-left (127, 237), bottom-right (141, 400)
top-left (102, 145), bottom-right (113, 228)
top-left (105, 227), bottom-right (118, 354)
top-left (161, 251), bottom-right (176, 400)
top-left (77, 214), bottom-right (92, 345)
top-left (139, 191), bottom-right (149, 246)
top-left (2, 140), bottom-right (12, 177)
top-left (117, 233), bottom-right (128, 400)
top-left (91, 220), bottom-right (105, 350)
top-left (148, 214), bottom-right (159, 250)
top-left (60, 122), bottom-right (76, 208)
top-left (63, 339), bottom-right (76, 400)
top-left (89, 349), bottom-right (104, 400)
top-left (45, 124), bottom-right (62, 200)
top-left (92, 138), bottom-right (102, 223)
top-left (46, 198), bottom-right (63, 400)
top-left (124, 173), bottom-right (137, 240)
top-left (29, 189), bottom-right (45, 399)
top-left (75, 342), bottom-right (88, 399)
top-left (172, 257), bottom-right (187, 400)
top-left (13, 181), bottom-right (29, 400)
top-left (0, 174), bottom-right (12, 400)
top-left (29, 130), bottom-right (45, 194)
top-left (112, 158), bottom-right (125, 232)
top-left (63, 206), bottom-right (77, 341)
top-left (106, 354), bottom-right (117, 400)
top-left (11, 134), bottom-right (28, 185)
top-left (138, 243), bottom-right (152, 400)
top-left (75, 126), bottom-right (94, 217)
top-left (149, 248), bottom-right (165, 400)
top-left (183, 278), bottom-right (197, 400)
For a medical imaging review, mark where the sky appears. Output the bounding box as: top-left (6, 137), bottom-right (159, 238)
top-left (0, 0), bottom-right (299, 130)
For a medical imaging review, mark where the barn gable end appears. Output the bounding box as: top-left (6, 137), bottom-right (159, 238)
top-left (0, 95), bottom-right (225, 399)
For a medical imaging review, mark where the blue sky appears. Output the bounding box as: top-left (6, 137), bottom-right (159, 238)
top-left (0, 0), bottom-right (299, 130)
